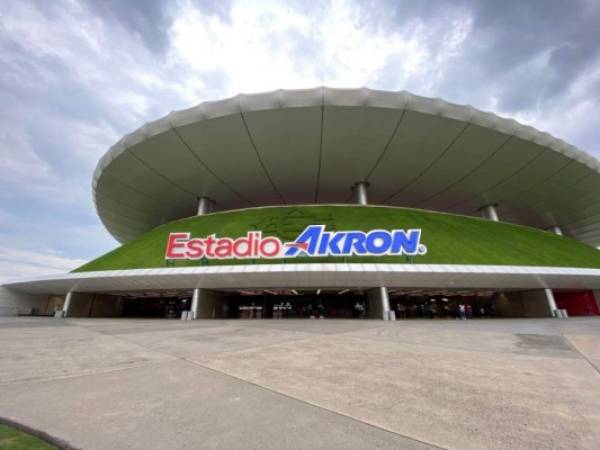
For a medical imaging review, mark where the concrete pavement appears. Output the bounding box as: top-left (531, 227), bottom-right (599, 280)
top-left (1, 317), bottom-right (599, 449)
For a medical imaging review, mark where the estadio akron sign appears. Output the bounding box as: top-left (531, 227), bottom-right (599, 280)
top-left (166, 225), bottom-right (427, 260)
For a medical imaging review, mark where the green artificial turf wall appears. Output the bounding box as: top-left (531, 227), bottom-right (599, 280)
top-left (0, 424), bottom-right (57, 450)
top-left (74, 205), bottom-right (600, 272)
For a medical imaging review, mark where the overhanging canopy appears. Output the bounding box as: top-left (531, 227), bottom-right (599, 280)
top-left (5, 264), bottom-right (600, 295)
top-left (94, 87), bottom-right (600, 246)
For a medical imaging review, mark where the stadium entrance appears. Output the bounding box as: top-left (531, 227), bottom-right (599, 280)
top-left (51, 287), bottom-right (593, 320)
top-left (111, 289), bottom-right (372, 319)
top-left (225, 289), bottom-right (368, 319)
top-left (388, 290), bottom-right (496, 319)
top-left (121, 292), bottom-right (191, 318)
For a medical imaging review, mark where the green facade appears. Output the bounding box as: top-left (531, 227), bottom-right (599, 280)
top-left (74, 205), bottom-right (600, 272)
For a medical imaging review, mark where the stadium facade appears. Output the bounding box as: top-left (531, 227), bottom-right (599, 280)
top-left (2, 87), bottom-right (600, 320)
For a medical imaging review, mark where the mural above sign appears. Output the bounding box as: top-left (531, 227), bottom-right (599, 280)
top-left (165, 225), bottom-right (427, 261)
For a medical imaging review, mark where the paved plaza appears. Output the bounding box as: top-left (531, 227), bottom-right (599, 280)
top-left (0, 317), bottom-right (599, 449)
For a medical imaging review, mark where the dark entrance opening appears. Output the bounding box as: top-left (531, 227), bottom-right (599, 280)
top-left (225, 289), bottom-right (368, 319)
top-left (121, 292), bottom-right (191, 318)
top-left (388, 289), bottom-right (496, 319)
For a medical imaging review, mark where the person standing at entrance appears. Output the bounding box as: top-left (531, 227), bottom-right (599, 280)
top-left (396, 303), bottom-right (406, 319)
top-left (353, 302), bottom-right (361, 318)
top-left (459, 303), bottom-right (466, 320)
top-left (466, 304), bottom-right (472, 319)
top-left (317, 303), bottom-right (325, 318)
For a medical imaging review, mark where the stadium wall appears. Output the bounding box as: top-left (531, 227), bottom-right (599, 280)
top-left (0, 286), bottom-right (49, 316)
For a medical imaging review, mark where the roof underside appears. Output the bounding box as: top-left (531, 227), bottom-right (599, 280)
top-left (6, 265), bottom-right (600, 295)
top-left (94, 87), bottom-right (600, 246)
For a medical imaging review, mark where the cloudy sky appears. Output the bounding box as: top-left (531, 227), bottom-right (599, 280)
top-left (1, 0), bottom-right (599, 281)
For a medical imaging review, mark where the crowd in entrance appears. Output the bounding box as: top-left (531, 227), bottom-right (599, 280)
top-left (273, 302), bottom-right (327, 319)
top-left (393, 300), bottom-right (495, 319)
top-left (232, 297), bottom-right (495, 320)
top-left (121, 293), bottom-right (496, 320)
top-left (353, 302), bottom-right (367, 318)
top-left (228, 293), bottom-right (368, 319)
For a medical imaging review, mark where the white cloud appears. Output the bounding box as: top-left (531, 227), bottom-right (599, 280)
top-left (0, 246), bottom-right (86, 283)
top-left (0, 0), bottom-right (599, 283)
top-left (516, 61), bottom-right (600, 156)
top-left (167, 0), bottom-right (434, 97)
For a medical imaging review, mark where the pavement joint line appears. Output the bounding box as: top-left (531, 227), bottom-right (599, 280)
top-left (79, 321), bottom-right (443, 448)
top-left (3, 318), bottom-right (600, 449)
top-left (564, 336), bottom-right (600, 377)
top-left (99, 322), bottom-right (414, 363)
top-left (87, 323), bottom-right (328, 359)
top-left (0, 322), bottom-right (182, 387)
top-left (43, 324), bottom-right (444, 448)
top-left (1, 321), bottom-right (577, 389)
top-left (180, 356), bottom-right (447, 450)
top-left (0, 358), bottom-right (174, 388)
top-left (4, 320), bottom-right (594, 379)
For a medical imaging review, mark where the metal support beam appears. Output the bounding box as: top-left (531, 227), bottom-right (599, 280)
top-left (197, 197), bottom-right (215, 215)
top-left (352, 181), bottom-right (369, 205)
top-left (479, 204), bottom-right (499, 222)
top-left (62, 291), bottom-right (73, 318)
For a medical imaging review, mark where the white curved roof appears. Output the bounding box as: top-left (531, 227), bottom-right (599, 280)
top-left (6, 264), bottom-right (600, 295)
top-left (94, 87), bottom-right (600, 246)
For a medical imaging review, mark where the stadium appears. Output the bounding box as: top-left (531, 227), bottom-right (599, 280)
top-left (2, 87), bottom-right (600, 320)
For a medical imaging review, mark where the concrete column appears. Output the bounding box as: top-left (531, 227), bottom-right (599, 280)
top-left (190, 289), bottom-right (225, 319)
top-left (479, 204), bottom-right (499, 222)
top-left (352, 181), bottom-right (369, 205)
top-left (197, 197), bottom-right (214, 215)
top-left (191, 288), bottom-right (200, 319)
top-left (544, 288), bottom-right (558, 318)
top-left (368, 286), bottom-right (390, 320)
top-left (547, 226), bottom-right (563, 236)
top-left (62, 291), bottom-right (73, 318)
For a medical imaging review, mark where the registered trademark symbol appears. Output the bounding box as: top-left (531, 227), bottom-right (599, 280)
top-left (418, 244), bottom-right (427, 255)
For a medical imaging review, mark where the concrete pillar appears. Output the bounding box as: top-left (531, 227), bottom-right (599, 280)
top-left (479, 204), bottom-right (499, 222)
top-left (197, 197), bottom-right (215, 215)
top-left (62, 291), bottom-right (73, 318)
top-left (352, 181), bottom-right (369, 205)
top-left (191, 288), bottom-right (200, 319)
top-left (544, 288), bottom-right (558, 318)
top-left (547, 225), bottom-right (563, 236)
top-left (191, 289), bottom-right (225, 319)
top-left (368, 287), bottom-right (390, 320)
